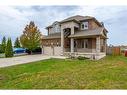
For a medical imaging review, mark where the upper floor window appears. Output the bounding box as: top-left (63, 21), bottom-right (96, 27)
top-left (53, 21), bottom-right (60, 33)
top-left (81, 21), bottom-right (88, 30)
top-left (54, 24), bottom-right (60, 32)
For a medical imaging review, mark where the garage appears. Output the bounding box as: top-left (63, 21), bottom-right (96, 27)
top-left (43, 46), bottom-right (53, 55)
top-left (43, 46), bottom-right (61, 56)
top-left (54, 46), bottom-right (62, 56)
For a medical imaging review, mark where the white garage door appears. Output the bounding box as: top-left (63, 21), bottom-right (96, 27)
top-left (43, 46), bottom-right (53, 55)
top-left (54, 46), bottom-right (62, 56)
top-left (43, 46), bottom-right (62, 56)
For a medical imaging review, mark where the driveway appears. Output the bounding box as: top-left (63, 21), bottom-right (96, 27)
top-left (0, 54), bottom-right (66, 68)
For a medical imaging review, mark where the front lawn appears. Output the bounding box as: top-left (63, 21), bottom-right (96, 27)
top-left (0, 55), bottom-right (127, 89)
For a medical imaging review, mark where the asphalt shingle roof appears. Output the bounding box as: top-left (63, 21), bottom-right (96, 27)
top-left (42, 32), bottom-right (61, 39)
top-left (46, 15), bottom-right (94, 28)
top-left (61, 15), bottom-right (94, 23)
top-left (69, 27), bottom-right (104, 38)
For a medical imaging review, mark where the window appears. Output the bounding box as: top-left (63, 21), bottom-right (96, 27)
top-left (81, 21), bottom-right (88, 30)
top-left (85, 42), bottom-right (88, 48)
top-left (50, 21), bottom-right (60, 34)
top-left (55, 24), bottom-right (57, 32)
top-left (81, 24), bottom-right (84, 29)
top-left (81, 41), bottom-right (84, 48)
top-left (53, 23), bottom-right (60, 33)
top-left (74, 41), bottom-right (76, 48)
top-left (84, 40), bottom-right (88, 48)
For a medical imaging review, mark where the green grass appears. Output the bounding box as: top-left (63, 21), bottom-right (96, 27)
top-left (0, 55), bottom-right (127, 89)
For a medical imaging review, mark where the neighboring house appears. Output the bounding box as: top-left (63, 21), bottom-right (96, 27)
top-left (42, 15), bottom-right (108, 59)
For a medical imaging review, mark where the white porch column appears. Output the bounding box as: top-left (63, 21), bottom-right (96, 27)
top-left (104, 39), bottom-right (107, 52)
top-left (71, 38), bottom-right (74, 53)
top-left (70, 26), bottom-right (74, 53)
top-left (96, 36), bottom-right (101, 53)
top-left (61, 28), bottom-right (64, 55)
top-left (41, 46), bottom-right (44, 54)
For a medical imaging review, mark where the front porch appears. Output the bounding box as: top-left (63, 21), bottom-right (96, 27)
top-left (63, 37), bottom-right (107, 60)
top-left (60, 24), bottom-right (107, 60)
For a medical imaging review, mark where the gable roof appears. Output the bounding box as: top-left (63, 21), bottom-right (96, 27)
top-left (46, 15), bottom-right (95, 28)
top-left (46, 15), bottom-right (104, 29)
top-left (60, 15), bottom-right (94, 23)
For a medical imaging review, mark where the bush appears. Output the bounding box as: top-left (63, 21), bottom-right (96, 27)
top-left (1, 36), bottom-right (6, 53)
top-left (5, 38), bottom-right (13, 57)
top-left (77, 56), bottom-right (89, 60)
top-left (26, 47), bottom-right (42, 54)
top-left (0, 44), bottom-right (2, 53)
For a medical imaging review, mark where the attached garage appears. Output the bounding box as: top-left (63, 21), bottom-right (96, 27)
top-left (42, 34), bottom-right (61, 56)
top-left (54, 46), bottom-right (62, 56)
top-left (43, 46), bottom-right (53, 55)
top-left (43, 46), bottom-right (61, 56)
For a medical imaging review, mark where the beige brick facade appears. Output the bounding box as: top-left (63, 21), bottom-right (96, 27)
top-left (42, 15), bottom-right (108, 59)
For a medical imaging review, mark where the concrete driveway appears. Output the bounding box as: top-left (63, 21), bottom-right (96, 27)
top-left (0, 54), bottom-right (66, 68)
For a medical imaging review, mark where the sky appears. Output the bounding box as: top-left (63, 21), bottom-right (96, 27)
top-left (0, 6), bottom-right (127, 45)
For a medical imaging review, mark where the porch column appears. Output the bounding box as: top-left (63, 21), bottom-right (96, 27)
top-left (61, 28), bottom-right (64, 55)
top-left (41, 46), bottom-right (44, 54)
top-left (70, 26), bottom-right (74, 53)
top-left (104, 39), bottom-right (107, 52)
top-left (71, 38), bottom-right (74, 53)
top-left (96, 36), bottom-right (100, 53)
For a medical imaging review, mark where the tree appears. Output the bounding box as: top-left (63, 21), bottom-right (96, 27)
top-left (14, 37), bottom-right (21, 48)
top-left (5, 38), bottom-right (13, 57)
top-left (1, 36), bottom-right (6, 53)
top-left (0, 44), bottom-right (2, 53)
top-left (20, 21), bottom-right (41, 54)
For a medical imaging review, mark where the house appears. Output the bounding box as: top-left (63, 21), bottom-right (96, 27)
top-left (41, 15), bottom-right (108, 60)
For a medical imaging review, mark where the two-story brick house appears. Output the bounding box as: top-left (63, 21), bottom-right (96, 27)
top-left (42, 15), bottom-right (108, 59)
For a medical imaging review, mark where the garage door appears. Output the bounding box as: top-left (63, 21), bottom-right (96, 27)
top-left (54, 46), bottom-right (62, 56)
top-left (43, 46), bottom-right (53, 55)
top-left (43, 46), bottom-right (62, 56)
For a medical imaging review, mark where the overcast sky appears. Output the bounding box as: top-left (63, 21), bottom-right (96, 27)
top-left (0, 6), bottom-right (127, 45)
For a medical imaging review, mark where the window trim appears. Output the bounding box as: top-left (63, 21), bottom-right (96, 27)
top-left (81, 21), bottom-right (88, 30)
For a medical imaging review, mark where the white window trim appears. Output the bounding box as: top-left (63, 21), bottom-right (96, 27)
top-left (81, 21), bottom-right (88, 30)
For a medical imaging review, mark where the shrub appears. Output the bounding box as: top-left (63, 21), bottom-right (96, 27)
top-left (1, 36), bottom-right (6, 53)
top-left (5, 38), bottom-right (13, 57)
top-left (26, 47), bottom-right (42, 54)
top-left (0, 44), bottom-right (2, 53)
top-left (77, 56), bottom-right (89, 60)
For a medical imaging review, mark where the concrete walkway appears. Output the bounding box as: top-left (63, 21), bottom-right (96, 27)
top-left (0, 54), bottom-right (66, 68)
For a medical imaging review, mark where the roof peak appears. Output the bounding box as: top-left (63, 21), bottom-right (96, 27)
top-left (61, 15), bottom-right (94, 23)
top-left (67, 15), bottom-right (94, 18)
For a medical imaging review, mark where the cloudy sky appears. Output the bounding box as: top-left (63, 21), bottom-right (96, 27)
top-left (0, 6), bottom-right (127, 45)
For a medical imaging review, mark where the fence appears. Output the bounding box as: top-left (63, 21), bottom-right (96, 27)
top-left (106, 46), bottom-right (121, 56)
